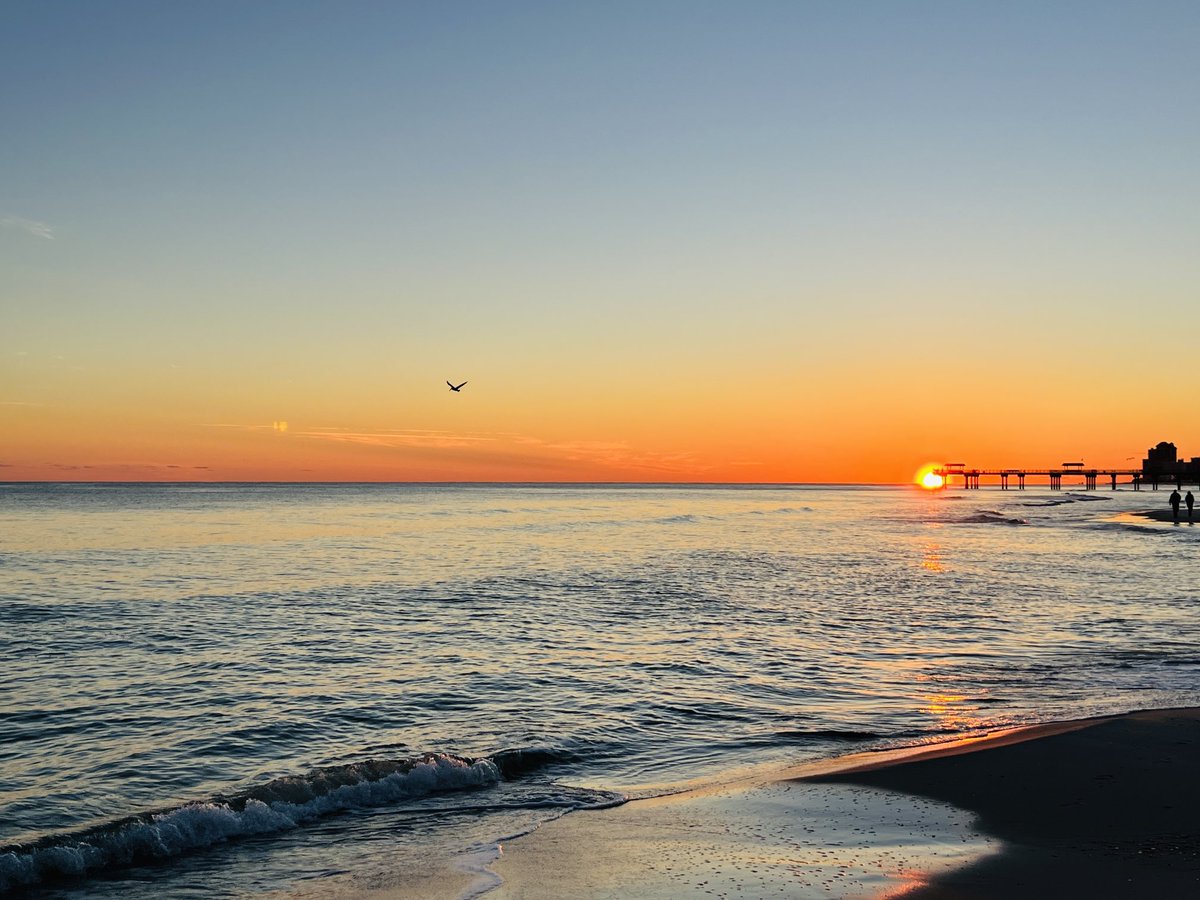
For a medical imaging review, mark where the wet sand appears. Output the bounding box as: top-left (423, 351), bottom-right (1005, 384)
top-left (487, 774), bottom-right (996, 898)
top-left (1131, 506), bottom-right (1197, 525)
top-left (488, 708), bottom-right (1200, 898)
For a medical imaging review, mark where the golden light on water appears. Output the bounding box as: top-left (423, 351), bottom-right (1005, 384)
top-left (919, 692), bottom-right (985, 732)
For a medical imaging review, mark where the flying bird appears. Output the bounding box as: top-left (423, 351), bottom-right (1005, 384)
top-left (447, 380), bottom-right (468, 392)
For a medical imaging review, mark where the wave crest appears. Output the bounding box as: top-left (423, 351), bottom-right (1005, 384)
top-left (958, 511), bottom-right (1029, 526)
top-left (0, 753), bottom-right (500, 892)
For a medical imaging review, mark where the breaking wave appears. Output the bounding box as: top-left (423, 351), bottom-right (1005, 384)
top-left (0, 750), bottom-right (571, 893)
top-left (957, 511), bottom-right (1029, 526)
top-left (1022, 493), bottom-right (1113, 507)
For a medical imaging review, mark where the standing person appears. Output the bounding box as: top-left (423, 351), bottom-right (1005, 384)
top-left (1169, 488), bottom-right (1182, 523)
top-left (1187, 490), bottom-right (1195, 523)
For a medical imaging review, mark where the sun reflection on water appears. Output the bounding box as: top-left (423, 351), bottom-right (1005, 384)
top-left (919, 693), bottom-right (986, 732)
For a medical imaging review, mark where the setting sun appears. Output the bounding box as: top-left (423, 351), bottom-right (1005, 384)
top-left (917, 466), bottom-right (945, 490)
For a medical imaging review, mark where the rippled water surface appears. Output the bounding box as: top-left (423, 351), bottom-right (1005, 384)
top-left (2, 483), bottom-right (1198, 896)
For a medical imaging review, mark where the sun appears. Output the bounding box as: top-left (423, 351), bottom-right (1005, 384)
top-left (916, 465), bottom-right (945, 490)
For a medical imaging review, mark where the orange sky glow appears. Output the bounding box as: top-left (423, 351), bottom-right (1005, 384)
top-left (3, 368), bottom-right (1194, 483)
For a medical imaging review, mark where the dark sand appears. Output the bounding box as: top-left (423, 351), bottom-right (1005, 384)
top-left (804, 707), bottom-right (1200, 897)
top-left (487, 709), bottom-right (1200, 899)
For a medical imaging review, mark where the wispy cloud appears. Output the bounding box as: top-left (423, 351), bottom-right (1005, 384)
top-left (296, 428), bottom-right (499, 449)
top-left (1, 216), bottom-right (54, 240)
top-left (47, 463), bottom-right (207, 473)
top-left (197, 422), bottom-right (702, 476)
top-left (515, 437), bottom-right (702, 474)
top-left (200, 423), bottom-right (498, 448)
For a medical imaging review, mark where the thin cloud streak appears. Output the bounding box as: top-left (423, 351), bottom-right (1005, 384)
top-left (296, 429), bottom-right (499, 450)
top-left (45, 463), bottom-right (209, 472)
top-left (1, 216), bottom-right (54, 240)
top-left (198, 423), bottom-right (705, 477)
top-left (299, 431), bottom-right (702, 474)
top-left (201, 423), bottom-right (279, 431)
top-left (513, 437), bottom-right (702, 475)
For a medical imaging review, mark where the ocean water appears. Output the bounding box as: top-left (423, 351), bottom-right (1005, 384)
top-left (2, 483), bottom-right (1198, 897)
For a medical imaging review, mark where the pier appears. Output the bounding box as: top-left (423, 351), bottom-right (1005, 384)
top-left (935, 463), bottom-right (1160, 491)
top-left (933, 442), bottom-right (1200, 490)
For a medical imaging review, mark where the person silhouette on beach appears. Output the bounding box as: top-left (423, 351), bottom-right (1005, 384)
top-left (1169, 489), bottom-right (1182, 523)
top-left (1187, 491), bottom-right (1195, 523)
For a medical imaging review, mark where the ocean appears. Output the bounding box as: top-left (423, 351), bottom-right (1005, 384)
top-left (2, 483), bottom-right (1198, 897)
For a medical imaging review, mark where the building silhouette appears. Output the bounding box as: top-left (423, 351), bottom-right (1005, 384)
top-left (1141, 441), bottom-right (1200, 484)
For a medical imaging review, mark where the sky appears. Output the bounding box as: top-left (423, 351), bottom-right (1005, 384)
top-left (3, 1), bottom-right (1198, 482)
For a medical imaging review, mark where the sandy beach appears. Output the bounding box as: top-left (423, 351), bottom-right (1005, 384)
top-left (488, 708), bottom-right (1200, 899)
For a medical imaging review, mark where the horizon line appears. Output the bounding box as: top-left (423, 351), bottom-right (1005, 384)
top-left (0, 478), bottom-right (1150, 488)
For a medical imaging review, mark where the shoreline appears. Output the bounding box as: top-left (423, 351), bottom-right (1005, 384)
top-left (485, 708), bottom-right (1200, 898)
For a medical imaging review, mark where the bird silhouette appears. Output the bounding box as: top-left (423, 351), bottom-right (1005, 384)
top-left (447, 380), bottom-right (468, 392)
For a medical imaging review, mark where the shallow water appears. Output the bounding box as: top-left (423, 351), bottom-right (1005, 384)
top-left (2, 483), bottom-right (1198, 896)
